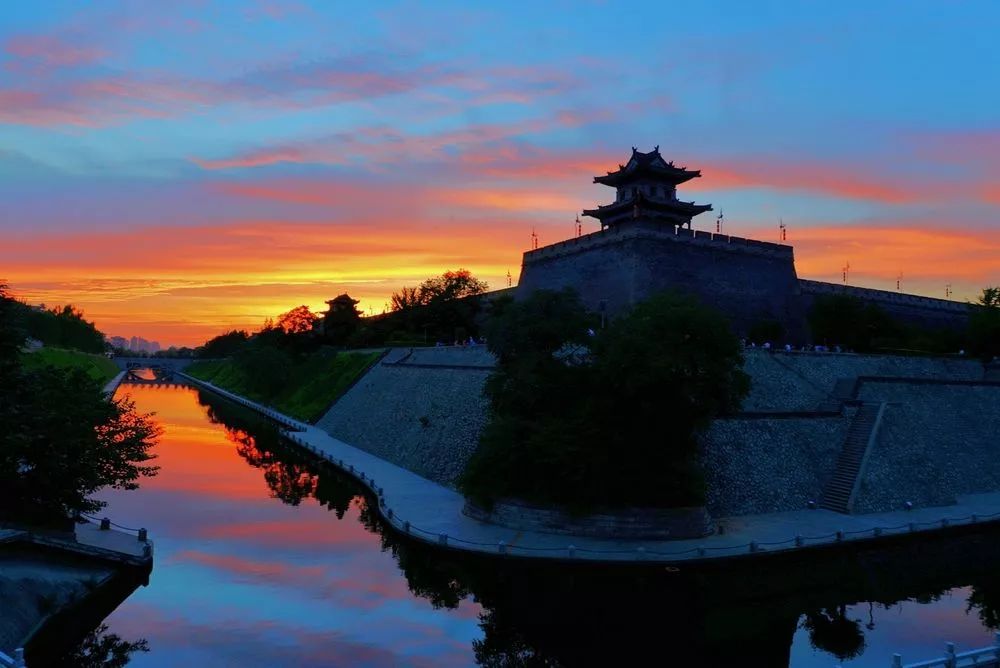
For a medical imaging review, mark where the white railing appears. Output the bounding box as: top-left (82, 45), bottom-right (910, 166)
top-left (0, 648), bottom-right (25, 667)
top-left (893, 634), bottom-right (1000, 667)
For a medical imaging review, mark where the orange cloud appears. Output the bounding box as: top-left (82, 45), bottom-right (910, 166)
top-left (760, 223), bottom-right (1000, 300)
top-left (4, 217), bottom-right (528, 346)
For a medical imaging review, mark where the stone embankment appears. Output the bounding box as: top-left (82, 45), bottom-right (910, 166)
top-left (315, 346), bottom-right (494, 485)
top-left (741, 350), bottom-right (982, 412)
top-left (311, 345), bottom-right (997, 520)
top-left (183, 348), bottom-right (1000, 563)
top-left (854, 381), bottom-right (1000, 513)
top-left (701, 413), bottom-right (850, 517)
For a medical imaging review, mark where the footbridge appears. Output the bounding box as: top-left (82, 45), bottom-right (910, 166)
top-left (111, 356), bottom-right (196, 372)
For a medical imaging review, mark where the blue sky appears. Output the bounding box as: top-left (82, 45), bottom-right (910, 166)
top-left (1, 1), bottom-right (998, 344)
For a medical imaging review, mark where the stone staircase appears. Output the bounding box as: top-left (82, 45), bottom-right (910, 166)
top-left (820, 403), bottom-right (884, 514)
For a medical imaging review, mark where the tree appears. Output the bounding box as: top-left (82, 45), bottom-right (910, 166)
top-left (390, 286), bottom-right (421, 312)
top-left (459, 290), bottom-right (748, 511)
top-left (418, 268), bottom-right (488, 303)
top-left (198, 330), bottom-right (249, 358)
top-left (0, 284), bottom-right (160, 525)
top-left (276, 305), bottom-right (318, 334)
top-left (801, 607), bottom-right (866, 661)
top-left (969, 287), bottom-right (1000, 362)
top-left (322, 294), bottom-right (363, 345)
top-left (808, 294), bottom-right (900, 351)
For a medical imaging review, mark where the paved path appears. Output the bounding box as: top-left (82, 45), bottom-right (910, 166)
top-left (102, 370), bottom-right (126, 396)
top-left (179, 371), bottom-right (1000, 564)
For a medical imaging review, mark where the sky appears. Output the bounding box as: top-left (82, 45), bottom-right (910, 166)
top-left (2, 1), bottom-right (998, 347)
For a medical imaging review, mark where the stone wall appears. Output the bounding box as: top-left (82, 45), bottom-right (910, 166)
top-left (853, 382), bottom-right (1000, 513)
top-left (516, 223), bottom-right (971, 341)
top-left (701, 415), bottom-right (850, 517)
top-left (799, 279), bottom-right (972, 332)
top-left (315, 347), bottom-right (493, 486)
top-left (741, 349), bottom-right (983, 412)
top-left (517, 221), bottom-right (805, 339)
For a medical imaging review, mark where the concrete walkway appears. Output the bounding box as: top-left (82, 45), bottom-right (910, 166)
top-left (102, 370), bottom-right (126, 396)
top-left (179, 371), bottom-right (1000, 564)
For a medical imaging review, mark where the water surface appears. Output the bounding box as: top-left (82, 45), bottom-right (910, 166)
top-left (95, 382), bottom-right (1000, 666)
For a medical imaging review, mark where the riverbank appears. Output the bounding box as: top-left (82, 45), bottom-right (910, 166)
top-left (21, 348), bottom-right (119, 384)
top-left (178, 368), bottom-right (1000, 565)
top-left (184, 349), bottom-right (381, 423)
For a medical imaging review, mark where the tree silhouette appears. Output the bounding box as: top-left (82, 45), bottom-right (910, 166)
top-left (55, 624), bottom-right (149, 667)
top-left (276, 305), bottom-right (318, 334)
top-left (802, 606), bottom-right (866, 661)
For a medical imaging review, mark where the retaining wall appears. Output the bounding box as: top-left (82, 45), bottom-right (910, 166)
top-left (853, 382), bottom-right (1000, 513)
top-left (463, 500), bottom-right (713, 539)
top-left (315, 347), bottom-right (494, 485)
top-left (701, 414), bottom-right (850, 517)
top-left (741, 350), bottom-right (983, 412)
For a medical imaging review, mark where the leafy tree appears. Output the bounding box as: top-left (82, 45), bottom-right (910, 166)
top-left (197, 330), bottom-right (249, 358)
top-left (0, 284), bottom-right (160, 525)
top-left (460, 290), bottom-right (748, 511)
top-left (747, 318), bottom-right (785, 345)
top-left (276, 305), bottom-right (318, 334)
top-left (969, 286), bottom-right (1000, 362)
top-left (389, 286), bottom-right (421, 312)
top-left (322, 294), bottom-right (363, 345)
top-left (418, 268), bottom-right (488, 303)
top-left (388, 269), bottom-right (490, 343)
top-left (808, 294), bottom-right (900, 351)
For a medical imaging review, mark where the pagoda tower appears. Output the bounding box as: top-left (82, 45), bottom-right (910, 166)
top-left (582, 146), bottom-right (713, 229)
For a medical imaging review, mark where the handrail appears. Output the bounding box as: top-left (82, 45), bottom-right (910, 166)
top-left (894, 633), bottom-right (1000, 667)
top-left (0, 648), bottom-right (25, 667)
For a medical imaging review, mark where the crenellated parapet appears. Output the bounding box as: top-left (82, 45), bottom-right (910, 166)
top-left (799, 279), bottom-right (972, 314)
top-left (522, 223), bottom-right (793, 267)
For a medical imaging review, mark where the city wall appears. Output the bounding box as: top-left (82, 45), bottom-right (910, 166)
top-left (517, 222), bottom-right (805, 339)
top-left (516, 224), bottom-right (972, 339)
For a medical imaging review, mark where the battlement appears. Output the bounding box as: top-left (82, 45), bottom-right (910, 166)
top-left (522, 224), bottom-right (793, 266)
top-left (799, 279), bottom-right (972, 314)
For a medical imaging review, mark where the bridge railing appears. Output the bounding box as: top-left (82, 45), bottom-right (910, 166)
top-left (892, 634), bottom-right (1000, 668)
top-left (0, 649), bottom-right (25, 667)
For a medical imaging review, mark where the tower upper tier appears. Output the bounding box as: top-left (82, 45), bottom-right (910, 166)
top-left (583, 146), bottom-right (712, 229)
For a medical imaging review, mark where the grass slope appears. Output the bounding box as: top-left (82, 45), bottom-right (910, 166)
top-left (186, 350), bottom-right (381, 423)
top-left (21, 348), bottom-right (119, 384)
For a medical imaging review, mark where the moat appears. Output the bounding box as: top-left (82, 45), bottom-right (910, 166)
top-left (80, 381), bottom-right (1000, 666)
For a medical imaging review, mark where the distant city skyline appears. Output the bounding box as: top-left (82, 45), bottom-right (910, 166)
top-left (2, 1), bottom-right (998, 346)
top-left (108, 334), bottom-right (162, 354)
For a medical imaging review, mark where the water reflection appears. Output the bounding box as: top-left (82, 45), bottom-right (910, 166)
top-left (54, 624), bottom-right (149, 668)
top-left (94, 383), bottom-right (1000, 666)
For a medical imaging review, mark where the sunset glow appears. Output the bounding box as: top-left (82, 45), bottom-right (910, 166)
top-left (3, 2), bottom-right (999, 345)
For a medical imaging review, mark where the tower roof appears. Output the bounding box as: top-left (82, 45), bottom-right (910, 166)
top-left (594, 146), bottom-right (701, 187)
top-left (582, 190), bottom-right (712, 224)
